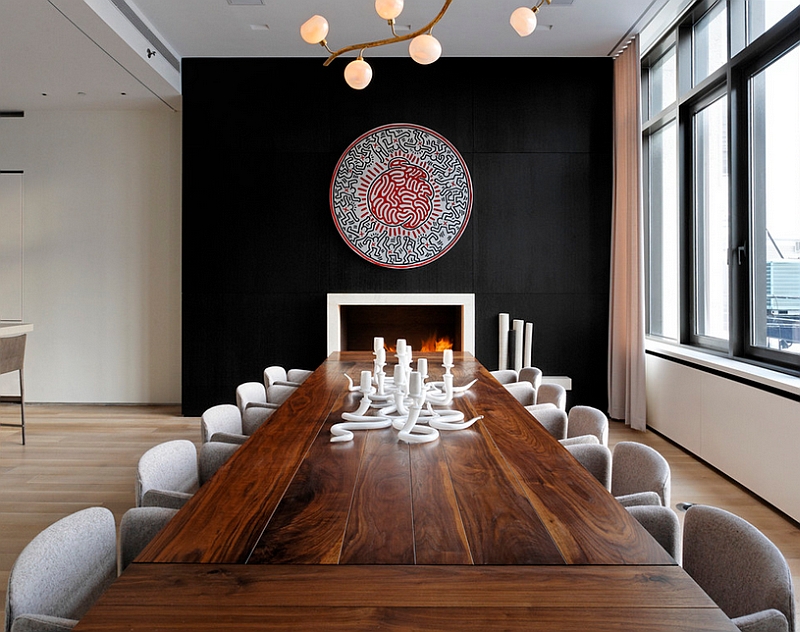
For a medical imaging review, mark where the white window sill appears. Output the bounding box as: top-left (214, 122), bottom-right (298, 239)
top-left (645, 338), bottom-right (800, 398)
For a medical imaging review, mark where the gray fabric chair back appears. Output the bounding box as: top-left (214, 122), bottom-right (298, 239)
top-left (263, 366), bottom-right (289, 387)
top-left (119, 507), bottom-right (178, 571)
top-left (611, 441), bottom-right (671, 507)
top-left (266, 384), bottom-right (296, 406)
top-left (565, 443), bottom-right (612, 490)
top-left (0, 334), bottom-right (25, 375)
top-left (236, 382), bottom-right (277, 435)
top-left (518, 366), bottom-right (542, 390)
top-left (286, 368), bottom-right (313, 383)
top-left (567, 405), bottom-right (609, 446)
top-left (5, 507), bottom-right (116, 632)
top-left (490, 369), bottom-right (518, 385)
top-left (683, 505), bottom-right (795, 631)
top-left (136, 440), bottom-right (199, 508)
top-left (200, 404), bottom-right (244, 443)
top-left (526, 407), bottom-right (567, 440)
top-left (504, 381), bottom-right (535, 406)
top-left (199, 441), bottom-right (240, 485)
top-left (536, 383), bottom-right (566, 410)
top-left (627, 505), bottom-right (680, 561)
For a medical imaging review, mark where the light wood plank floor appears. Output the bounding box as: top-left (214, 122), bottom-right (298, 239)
top-left (1, 404), bottom-right (799, 630)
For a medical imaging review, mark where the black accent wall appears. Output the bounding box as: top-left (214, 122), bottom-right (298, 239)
top-left (181, 57), bottom-right (613, 416)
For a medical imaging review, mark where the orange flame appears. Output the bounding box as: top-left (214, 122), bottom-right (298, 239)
top-left (384, 334), bottom-right (454, 353)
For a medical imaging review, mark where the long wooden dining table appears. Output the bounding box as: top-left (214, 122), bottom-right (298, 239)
top-left (74, 351), bottom-right (737, 631)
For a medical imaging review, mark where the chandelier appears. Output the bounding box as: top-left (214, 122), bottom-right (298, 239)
top-left (301, 0), bottom-right (552, 90)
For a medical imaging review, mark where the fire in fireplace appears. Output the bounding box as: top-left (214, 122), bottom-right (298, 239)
top-left (326, 294), bottom-right (475, 355)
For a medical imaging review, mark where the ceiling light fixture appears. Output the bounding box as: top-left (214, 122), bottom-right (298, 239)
top-left (510, 0), bottom-right (552, 37)
top-left (301, 0), bottom-right (451, 90)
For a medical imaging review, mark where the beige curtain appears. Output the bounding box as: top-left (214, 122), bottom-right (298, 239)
top-left (608, 36), bottom-right (647, 430)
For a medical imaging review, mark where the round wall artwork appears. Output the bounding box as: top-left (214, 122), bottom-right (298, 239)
top-left (330, 123), bottom-right (472, 269)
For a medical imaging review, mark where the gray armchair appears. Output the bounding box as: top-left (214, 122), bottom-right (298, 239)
top-left (683, 505), bottom-right (795, 632)
top-left (626, 504), bottom-right (680, 560)
top-left (565, 443), bottom-right (612, 490)
top-left (5, 507), bottom-right (117, 632)
top-left (235, 382), bottom-right (278, 435)
top-left (135, 439), bottom-right (199, 509)
top-left (611, 441), bottom-right (671, 508)
top-left (566, 405), bottom-right (608, 446)
top-left (119, 506), bottom-right (178, 571)
top-left (200, 403), bottom-right (248, 445)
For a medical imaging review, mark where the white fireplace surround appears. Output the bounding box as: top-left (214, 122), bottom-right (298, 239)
top-left (327, 293), bottom-right (475, 355)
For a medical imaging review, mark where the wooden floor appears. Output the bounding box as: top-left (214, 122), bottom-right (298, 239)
top-left (1, 404), bottom-right (799, 630)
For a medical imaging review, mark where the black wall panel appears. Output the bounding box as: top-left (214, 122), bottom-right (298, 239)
top-left (182, 57), bottom-right (614, 416)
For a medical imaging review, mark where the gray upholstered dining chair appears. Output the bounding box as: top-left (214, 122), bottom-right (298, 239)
top-left (200, 403), bottom-right (248, 444)
top-left (565, 443), bottom-right (612, 490)
top-left (525, 406), bottom-right (568, 440)
top-left (683, 505), bottom-right (795, 632)
top-left (136, 440), bottom-right (199, 509)
top-left (119, 506), bottom-right (178, 572)
top-left (235, 382), bottom-right (278, 435)
top-left (198, 441), bottom-right (239, 484)
top-left (504, 380), bottom-right (536, 405)
top-left (490, 369), bottom-right (518, 384)
top-left (611, 441), bottom-right (671, 508)
top-left (266, 384), bottom-right (297, 406)
top-left (565, 405), bottom-right (609, 446)
top-left (264, 365), bottom-right (312, 388)
top-left (5, 507), bottom-right (117, 632)
top-left (518, 366), bottom-right (543, 390)
top-left (626, 504), bottom-right (681, 561)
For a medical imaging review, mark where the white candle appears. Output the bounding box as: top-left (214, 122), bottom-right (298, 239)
top-left (396, 338), bottom-right (407, 355)
top-left (417, 357), bottom-right (428, 378)
top-left (360, 370), bottom-right (372, 392)
top-left (524, 322), bottom-right (533, 368)
top-left (443, 348), bottom-right (453, 365)
top-left (513, 319), bottom-right (524, 372)
top-left (394, 363), bottom-right (405, 384)
top-left (408, 371), bottom-right (422, 396)
top-left (376, 347), bottom-right (386, 365)
top-left (374, 336), bottom-right (384, 353)
top-left (498, 313), bottom-right (509, 370)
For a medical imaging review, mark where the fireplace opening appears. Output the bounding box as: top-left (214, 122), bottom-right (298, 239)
top-left (340, 305), bottom-right (462, 352)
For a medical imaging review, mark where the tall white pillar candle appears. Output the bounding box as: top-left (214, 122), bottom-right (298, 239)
top-left (498, 313), bottom-right (509, 370)
top-left (374, 336), bottom-right (384, 353)
top-left (376, 347), bottom-right (386, 366)
top-left (513, 319), bottom-right (524, 373)
top-left (417, 357), bottom-right (428, 378)
top-left (396, 338), bottom-right (407, 355)
top-left (524, 322), bottom-right (533, 368)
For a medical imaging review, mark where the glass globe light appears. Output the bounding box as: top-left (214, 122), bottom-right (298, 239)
top-left (510, 7), bottom-right (537, 37)
top-left (409, 34), bottom-right (442, 65)
top-left (375, 0), bottom-right (404, 20)
top-left (300, 15), bottom-right (329, 44)
top-left (344, 58), bottom-right (373, 89)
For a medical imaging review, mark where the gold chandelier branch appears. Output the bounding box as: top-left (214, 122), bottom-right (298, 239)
top-left (322, 0), bottom-right (452, 67)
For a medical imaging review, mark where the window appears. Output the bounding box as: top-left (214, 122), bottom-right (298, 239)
top-left (748, 45), bottom-right (800, 356)
top-left (692, 94), bottom-right (729, 344)
top-left (643, 0), bottom-right (800, 373)
top-left (747, 0), bottom-right (800, 44)
top-left (693, 1), bottom-right (727, 85)
top-left (646, 122), bottom-right (679, 340)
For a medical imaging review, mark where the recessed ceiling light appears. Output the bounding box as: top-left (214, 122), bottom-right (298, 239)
top-left (250, 24), bottom-right (270, 30)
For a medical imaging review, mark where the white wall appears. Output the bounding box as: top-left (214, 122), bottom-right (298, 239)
top-left (646, 352), bottom-right (800, 522)
top-left (0, 110), bottom-right (181, 403)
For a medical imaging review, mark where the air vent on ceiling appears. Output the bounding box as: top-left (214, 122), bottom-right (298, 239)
top-left (0, 111), bottom-right (25, 118)
top-left (108, 0), bottom-right (180, 72)
top-left (549, 0), bottom-right (575, 4)
top-left (227, 0), bottom-right (265, 5)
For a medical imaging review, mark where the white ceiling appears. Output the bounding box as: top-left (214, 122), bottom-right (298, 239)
top-left (0, 0), bottom-right (673, 113)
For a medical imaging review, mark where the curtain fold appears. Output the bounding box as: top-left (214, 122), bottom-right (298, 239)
top-left (608, 36), bottom-right (647, 430)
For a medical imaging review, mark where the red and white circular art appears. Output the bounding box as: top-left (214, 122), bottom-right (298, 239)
top-left (330, 124), bottom-right (472, 269)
